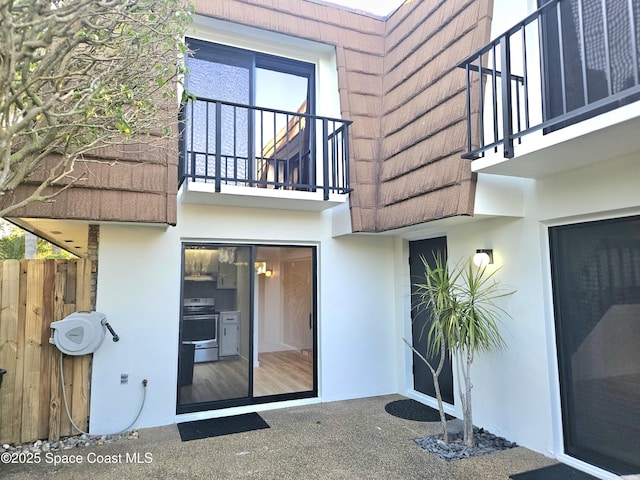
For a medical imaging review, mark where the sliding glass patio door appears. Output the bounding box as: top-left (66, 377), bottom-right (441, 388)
top-left (254, 246), bottom-right (315, 398)
top-left (550, 216), bottom-right (640, 475)
top-left (177, 244), bottom-right (317, 414)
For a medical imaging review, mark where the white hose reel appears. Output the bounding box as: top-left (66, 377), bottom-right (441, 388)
top-left (49, 311), bottom-right (119, 356)
top-left (49, 312), bottom-right (143, 436)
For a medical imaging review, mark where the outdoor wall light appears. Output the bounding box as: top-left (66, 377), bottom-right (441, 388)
top-left (473, 249), bottom-right (494, 267)
top-left (265, 269), bottom-right (273, 278)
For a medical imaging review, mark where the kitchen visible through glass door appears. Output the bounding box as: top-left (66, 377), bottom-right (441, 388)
top-left (177, 244), bottom-right (317, 414)
top-left (177, 244), bottom-right (252, 412)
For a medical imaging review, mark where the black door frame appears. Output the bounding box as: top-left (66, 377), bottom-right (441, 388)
top-left (176, 242), bottom-right (318, 414)
top-left (408, 237), bottom-right (454, 405)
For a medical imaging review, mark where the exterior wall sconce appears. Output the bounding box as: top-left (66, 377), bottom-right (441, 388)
top-left (265, 269), bottom-right (273, 278)
top-left (473, 249), bottom-right (494, 267)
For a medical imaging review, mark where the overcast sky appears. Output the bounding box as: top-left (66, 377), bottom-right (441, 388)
top-left (321, 0), bottom-right (405, 16)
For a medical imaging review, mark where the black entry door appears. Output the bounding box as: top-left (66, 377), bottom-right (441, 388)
top-left (409, 237), bottom-right (454, 404)
top-left (550, 216), bottom-right (640, 475)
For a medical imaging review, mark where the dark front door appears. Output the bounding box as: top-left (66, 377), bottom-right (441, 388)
top-left (409, 237), bottom-right (454, 404)
top-left (550, 216), bottom-right (640, 475)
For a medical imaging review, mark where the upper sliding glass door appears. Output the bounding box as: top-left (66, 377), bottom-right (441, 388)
top-left (177, 244), bottom-right (317, 414)
top-left (183, 39), bottom-right (315, 189)
top-left (539, 0), bottom-right (640, 130)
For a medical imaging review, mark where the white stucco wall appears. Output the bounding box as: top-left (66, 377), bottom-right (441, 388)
top-left (90, 203), bottom-right (397, 433)
top-left (87, 11), bottom-right (391, 433)
top-left (444, 214), bottom-right (554, 454)
top-left (401, 149), bottom-right (640, 473)
top-left (91, 225), bottom-right (181, 432)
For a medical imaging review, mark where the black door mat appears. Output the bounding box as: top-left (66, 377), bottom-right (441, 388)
top-left (384, 399), bottom-right (453, 422)
top-left (510, 463), bottom-right (599, 480)
top-left (178, 412), bottom-right (270, 441)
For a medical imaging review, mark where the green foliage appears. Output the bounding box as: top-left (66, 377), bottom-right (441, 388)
top-left (0, 233), bottom-right (25, 260)
top-left (36, 238), bottom-right (75, 259)
top-left (415, 253), bottom-right (513, 359)
top-left (0, 220), bottom-right (73, 259)
top-left (0, 231), bottom-right (73, 260)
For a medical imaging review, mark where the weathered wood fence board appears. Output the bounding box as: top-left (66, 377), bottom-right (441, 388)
top-left (0, 260), bottom-right (20, 444)
top-left (0, 259), bottom-right (92, 444)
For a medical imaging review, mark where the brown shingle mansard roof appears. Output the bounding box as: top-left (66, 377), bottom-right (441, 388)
top-left (192, 0), bottom-right (492, 232)
top-left (5, 0), bottom-right (492, 232)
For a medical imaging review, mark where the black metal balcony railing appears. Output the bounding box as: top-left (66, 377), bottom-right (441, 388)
top-left (459, 0), bottom-right (640, 160)
top-left (179, 97), bottom-right (352, 200)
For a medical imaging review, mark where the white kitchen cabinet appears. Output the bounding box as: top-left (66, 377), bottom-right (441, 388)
top-left (219, 311), bottom-right (239, 357)
top-left (217, 261), bottom-right (237, 289)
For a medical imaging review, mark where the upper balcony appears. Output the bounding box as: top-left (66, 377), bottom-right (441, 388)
top-left (178, 38), bottom-right (352, 212)
top-left (178, 98), bottom-right (351, 211)
top-left (459, 0), bottom-right (640, 178)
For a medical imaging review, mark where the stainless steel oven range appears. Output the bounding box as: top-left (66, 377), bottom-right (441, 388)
top-left (181, 298), bottom-right (219, 362)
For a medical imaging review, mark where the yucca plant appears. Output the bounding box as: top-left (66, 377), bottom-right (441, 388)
top-left (416, 253), bottom-right (514, 447)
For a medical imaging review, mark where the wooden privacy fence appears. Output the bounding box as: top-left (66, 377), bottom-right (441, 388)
top-left (0, 259), bottom-right (92, 445)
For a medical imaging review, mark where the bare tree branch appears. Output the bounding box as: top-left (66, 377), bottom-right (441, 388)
top-left (0, 0), bottom-right (193, 217)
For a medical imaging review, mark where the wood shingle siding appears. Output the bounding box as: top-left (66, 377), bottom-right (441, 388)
top-left (4, 134), bottom-right (178, 225)
top-left (377, 0), bottom-right (493, 230)
top-left (196, 0), bottom-right (492, 232)
top-left (7, 0), bottom-right (492, 233)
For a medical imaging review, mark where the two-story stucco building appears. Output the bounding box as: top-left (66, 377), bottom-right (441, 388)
top-left (6, 1), bottom-right (639, 478)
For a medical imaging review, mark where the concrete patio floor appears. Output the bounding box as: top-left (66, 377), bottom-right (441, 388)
top-left (2, 394), bottom-right (558, 479)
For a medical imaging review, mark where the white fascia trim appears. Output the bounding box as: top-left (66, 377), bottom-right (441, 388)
top-left (188, 14), bottom-right (340, 119)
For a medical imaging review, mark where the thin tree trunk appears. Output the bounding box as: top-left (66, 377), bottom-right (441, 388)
top-left (403, 337), bottom-right (449, 444)
top-left (463, 349), bottom-right (475, 447)
top-left (433, 333), bottom-right (449, 444)
top-left (455, 351), bottom-right (465, 430)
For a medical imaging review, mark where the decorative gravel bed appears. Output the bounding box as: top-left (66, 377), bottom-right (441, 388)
top-left (1, 431), bottom-right (138, 455)
top-left (415, 427), bottom-right (517, 462)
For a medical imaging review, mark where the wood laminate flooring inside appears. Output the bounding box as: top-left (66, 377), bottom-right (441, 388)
top-left (179, 350), bottom-right (313, 405)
